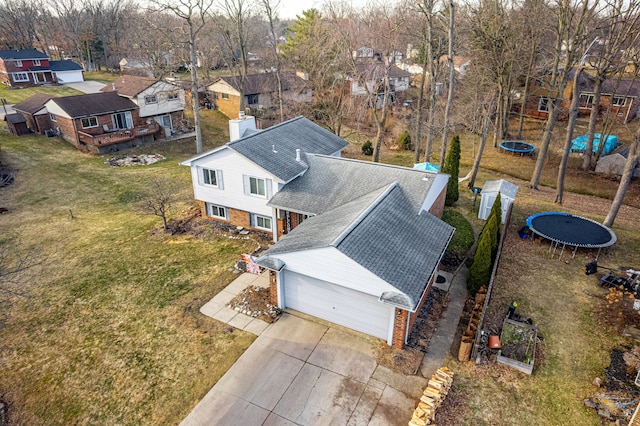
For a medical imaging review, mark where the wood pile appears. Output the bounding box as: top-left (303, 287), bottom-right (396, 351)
top-left (458, 287), bottom-right (487, 362)
top-left (408, 367), bottom-right (454, 426)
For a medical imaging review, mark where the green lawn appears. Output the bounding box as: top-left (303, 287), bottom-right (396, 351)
top-left (1, 84), bottom-right (83, 104)
top-left (0, 113), bottom-right (258, 424)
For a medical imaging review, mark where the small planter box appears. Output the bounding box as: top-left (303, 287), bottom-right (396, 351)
top-left (496, 318), bottom-right (537, 375)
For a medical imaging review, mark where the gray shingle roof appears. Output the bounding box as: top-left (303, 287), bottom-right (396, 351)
top-left (49, 92), bottom-right (137, 118)
top-left (268, 154), bottom-right (435, 215)
top-left (0, 49), bottom-right (48, 60)
top-left (13, 93), bottom-right (54, 115)
top-left (227, 116), bottom-right (348, 182)
top-left (49, 60), bottom-right (83, 71)
top-left (257, 183), bottom-right (454, 311)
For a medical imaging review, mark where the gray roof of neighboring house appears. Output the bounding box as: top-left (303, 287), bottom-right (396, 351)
top-left (268, 154), bottom-right (435, 215)
top-left (49, 91), bottom-right (137, 118)
top-left (13, 93), bottom-right (54, 115)
top-left (257, 183), bottom-right (455, 311)
top-left (49, 60), bottom-right (83, 71)
top-left (5, 113), bottom-right (26, 124)
top-left (225, 116), bottom-right (348, 182)
top-left (214, 73), bottom-right (310, 95)
top-left (0, 49), bottom-right (48, 60)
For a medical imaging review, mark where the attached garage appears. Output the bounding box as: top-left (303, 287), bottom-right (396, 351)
top-left (282, 272), bottom-right (393, 340)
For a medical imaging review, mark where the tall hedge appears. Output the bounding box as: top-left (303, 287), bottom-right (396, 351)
top-left (443, 135), bottom-right (461, 206)
top-left (468, 226), bottom-right (493, 295)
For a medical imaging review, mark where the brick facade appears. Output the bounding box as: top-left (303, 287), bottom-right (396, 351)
top-left (392, 308), bottom-right (409, 349)
top-left (199, 201), bottom-right (273, 235)
top-left (427, 185), bottom-right (447, 218)
top-left (269, 271), bottom-right (278, 306)
top-left (214, 94), bottom-right (242, 119)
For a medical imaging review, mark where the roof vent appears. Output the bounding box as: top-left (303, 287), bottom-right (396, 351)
top-left (239, 110), bottom-right (246, 119)
top-left (296, 149), bottom-right (301, 162)
top-left (272, 145), bottom-right (278, 153)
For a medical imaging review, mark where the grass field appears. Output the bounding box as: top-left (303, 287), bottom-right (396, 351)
top-left (1, 106), bottom-right (639, 424)
top-left (0, 111), bottom-right (258, 424)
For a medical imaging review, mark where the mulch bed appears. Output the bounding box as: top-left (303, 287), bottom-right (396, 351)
top-left (227, 286), bottom-right (282, 323)
top-left (407, 288), bottom-right (448, 350)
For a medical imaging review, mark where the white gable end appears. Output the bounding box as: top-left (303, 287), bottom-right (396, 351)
top-left (188, 147), bottom-right (283, 218)
top-left (273, 247), bottom-right (398, 297)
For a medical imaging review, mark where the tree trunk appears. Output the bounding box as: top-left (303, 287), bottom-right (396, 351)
top-left (582, 78), bottom-right (602, 170)
top-left (372, 75), bottom-right (390, 163)
top-left (468, 96), bottom-right (496, 189)
top-left (517, 42), bottom-right (537, 139)
top-left (414, 41), bottom-right (429, 162)
top-left (440, 0), bottom-right (455, 169)
top-left (555, 67), bottom-right (582, 204)
top-left (603, 129), bottom-right (639, 227)
top-left (189, 25), bottom-right (203, 154)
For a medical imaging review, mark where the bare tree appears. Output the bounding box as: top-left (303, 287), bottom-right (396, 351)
top-left (150, 0), bottom-right (214, 154)
top-left (581, 0), bottom-right (640, 170)
top-left (530, 0), bottom-right (595, 190)
top-left (603, 125), bottom-right (639, 227)
top-left (138, 178), bottom-right (179, 231)
top-left (332, 3), bottom-right (404, 162)
top-left (0, 242), bottom-right (43, 299)
top-left (214, 0), bottom-right (255, 114)
top-left (411, 0), bottom-right (446, 163)
top-left (439, 0), bottom-right (455, 168)
top-left (259, 0), bottom-right (284, 122)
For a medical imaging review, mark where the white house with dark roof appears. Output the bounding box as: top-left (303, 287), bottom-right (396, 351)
top-left (180, 116), bottom-right (348, 237)
top-left (182, 115), bottom-right (455, 348)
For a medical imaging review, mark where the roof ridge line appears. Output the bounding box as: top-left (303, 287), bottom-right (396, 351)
top-left (226, 115), bottom-right (304, 147)
top-left (331, 182), bottom-right (399, 248)
top-left (311, 154), bottom-right (433, 174)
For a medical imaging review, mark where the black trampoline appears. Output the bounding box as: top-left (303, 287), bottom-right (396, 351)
top-left (499, 141), bottom-right (536, 155)
top-left (526, 212), bottom-right (617, 259)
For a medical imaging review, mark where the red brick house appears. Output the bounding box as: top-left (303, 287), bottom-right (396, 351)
top-left (0, 49), bottom-right (52, 86)
top-left (11, 93), bottom-right (54, 134)
top-left (44, 92), bottom-right (161, 154)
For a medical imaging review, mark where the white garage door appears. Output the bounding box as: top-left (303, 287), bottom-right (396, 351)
top-left (283, 272), bottom-right (393, 340)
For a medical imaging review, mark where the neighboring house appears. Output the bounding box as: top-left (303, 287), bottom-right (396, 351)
top-left (180, 115), bottom-right (348, 236)
top-left (181, 114), bottom-right (454, 348)
top-left (346, 63), bottom-right (412, 106)
top-left (49, 60), bottom-right (84, 83)
top-left (119, 58), bottom-right (154, 77)
top-left (0, 49), bottom-right (52, 86)
top-left (208, 73), bottom-right (312, 119)
top-left (101, 75), bottom-right (186, 135)
top-left (0, 50), bottom-right (84, 86)
top-left (518, 69), bottom-right (639, 123)
top-left (43, 91), bottom-right (161, 154)
top-left (12, 93), bottom-right (54, 134)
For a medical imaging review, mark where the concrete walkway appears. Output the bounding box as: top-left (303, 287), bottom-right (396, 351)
top-left (420, 266), bottom-right (469, 378)
top-left (182, 269), bottom-right (468, 425)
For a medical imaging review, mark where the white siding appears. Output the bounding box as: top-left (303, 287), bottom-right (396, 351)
top-left (282, 271), bottom-right (393, 342)
top-left (273, 247), bottom-right (397, 297)
top-left (55, 70), bottom-right (84, 83)
top-left (188, 148), bottom-right (281, 218)
top-left (137, 82), bottom-right (186, 118)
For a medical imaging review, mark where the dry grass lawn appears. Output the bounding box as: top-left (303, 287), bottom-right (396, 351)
top-left (0, 112), bottom-right (261, 424)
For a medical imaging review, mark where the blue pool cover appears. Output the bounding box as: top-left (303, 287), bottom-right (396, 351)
top-left (570, 133), bottom-right (618, 155)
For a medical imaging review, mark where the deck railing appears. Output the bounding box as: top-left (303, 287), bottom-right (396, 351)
top-left (78, 122), bottom-right (160, 146)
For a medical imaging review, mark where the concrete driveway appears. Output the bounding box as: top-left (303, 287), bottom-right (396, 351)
top-left (181, 313), bottom-right (427, 426)
top-left (64, 80), bottom-right (106, 93)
